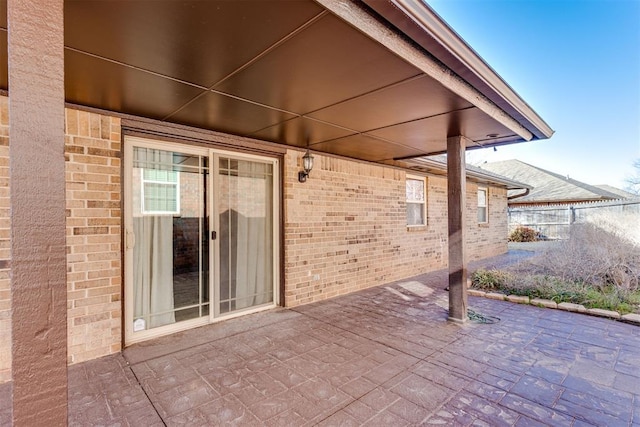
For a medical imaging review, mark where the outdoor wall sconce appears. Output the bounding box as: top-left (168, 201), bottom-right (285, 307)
top-left (298, 149), bottom-right (314, 183)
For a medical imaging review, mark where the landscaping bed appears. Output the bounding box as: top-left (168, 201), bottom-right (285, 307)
top-left (471, 221), bottom-right (640, 317)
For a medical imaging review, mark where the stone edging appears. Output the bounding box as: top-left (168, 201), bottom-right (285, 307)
top-left (468, 289), bottom-right (640, 325)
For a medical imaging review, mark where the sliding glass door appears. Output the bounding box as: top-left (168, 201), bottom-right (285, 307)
top-left (130, 145), bottom-right (209, 332)
top-left (217, 157), bottom-right (274, 315)
top-left (124, 137), bottom-right (278, 344)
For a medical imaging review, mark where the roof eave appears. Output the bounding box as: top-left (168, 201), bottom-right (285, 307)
top-left (361, 0), bottom-right (554, 140)
top-left (404, 157), bottom-right (532, 190)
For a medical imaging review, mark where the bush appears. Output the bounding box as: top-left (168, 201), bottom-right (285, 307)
top-left (472, 222), bottom-right (640, 313)
top-left (532, 223), bottom-right (640, 292)
top-left (508, 226), bottom-right (540, 242)
top-left (472, 269), bottom-right (514, 290)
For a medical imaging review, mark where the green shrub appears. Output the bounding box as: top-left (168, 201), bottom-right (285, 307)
top-left (581, 286), bottom-right (638, 313)
top-left (502, 275), bottom-right (586, 303)
top-left (627, 291), bottom-right (640, 305)
top-left (508, 226), bottom-right (540, 242)
top-left (472, 269), bottom-right (514, 290)
top-left (470, 269), bottom-right (640, 313)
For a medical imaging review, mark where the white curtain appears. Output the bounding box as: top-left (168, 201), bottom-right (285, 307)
top-left (235, 215), bottom-right (268, 309)
top-left (225, 160), bottom-right (272, 310)
top-left (133, 216), bottom-right (175, 328)
top-left (133, 148), bottom-right (176, 329)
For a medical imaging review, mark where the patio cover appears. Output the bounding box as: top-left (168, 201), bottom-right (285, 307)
top-left (0, 0), bottom-right (553, 160)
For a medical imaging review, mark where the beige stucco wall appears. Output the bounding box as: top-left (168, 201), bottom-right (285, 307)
top-left (0, 97), bottom-right (10, 383)
top-left (0, 99), bottom-right (508, 382)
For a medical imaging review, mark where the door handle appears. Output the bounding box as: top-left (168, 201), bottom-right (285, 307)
top-left (211, 231), bottom-right (217, 240)
top-left (126, 229), bottom-right (135, 249)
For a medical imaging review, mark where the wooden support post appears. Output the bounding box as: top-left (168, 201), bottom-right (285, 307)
top-left (447, 136), bottom-right (468, 323)
top-left (9, 0), bottom-right (67, 424)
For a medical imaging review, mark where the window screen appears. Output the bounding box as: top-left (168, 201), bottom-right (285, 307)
top-left (141, 167), bottom-right (180, 215)
top-left (406, 176), bottom-right (426, 226)
top-left (477, 188), bottom-right (488, 223)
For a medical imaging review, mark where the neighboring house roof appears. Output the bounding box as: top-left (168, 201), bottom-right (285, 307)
top-left (403, 155), bottom-right (532, 190)
top-left (593, 185), bottom-right (637, 199)
top-left (477, 160), bottom-right (623, 205)
top-left (0, 0), bottom-right (552, 166)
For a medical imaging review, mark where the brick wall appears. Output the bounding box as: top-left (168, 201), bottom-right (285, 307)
top-left (0, 100), bottom-right (508, 382)
top-left (283, 150), bottom-right (508, 307)
top-left (65, 108), bottom-right (122, 364)
top-left (466, 184), bottom-right (508, 261)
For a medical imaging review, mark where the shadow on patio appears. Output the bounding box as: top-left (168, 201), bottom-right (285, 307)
top-left (2, 250), bottom-right (640, 426)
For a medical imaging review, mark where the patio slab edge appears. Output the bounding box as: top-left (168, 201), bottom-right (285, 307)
top-left (467, 290), bottom-right (640, 325)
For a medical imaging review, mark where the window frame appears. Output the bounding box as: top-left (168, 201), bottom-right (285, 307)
top-left (406, 174), bottom-right (427, 227)
top-left (124, 135), bottom-right (281, 346)
top-left (477, 186), bottom-right (488, 224)
top-left (140, 167), bottom-right (181, 215)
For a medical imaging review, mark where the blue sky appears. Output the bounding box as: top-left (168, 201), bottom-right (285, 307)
top-left (428, 0), bottom-right (640, 189)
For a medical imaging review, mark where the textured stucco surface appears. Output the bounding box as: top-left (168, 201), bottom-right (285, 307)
top-left (8, 0), bottom-right (68, 424)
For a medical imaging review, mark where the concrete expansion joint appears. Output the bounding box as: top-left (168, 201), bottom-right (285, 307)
top-left (127, 357), bottom-right (164, 422)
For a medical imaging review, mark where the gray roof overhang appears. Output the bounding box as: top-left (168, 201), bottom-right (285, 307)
top-left (404, 156), bottom-right (532, 190)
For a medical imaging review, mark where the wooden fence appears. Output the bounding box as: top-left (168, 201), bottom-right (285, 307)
top-left (508, 199), bottom-right (640, 240)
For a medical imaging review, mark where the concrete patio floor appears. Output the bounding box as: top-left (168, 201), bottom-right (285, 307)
top-left (2, 250), bottom-right (640, 426)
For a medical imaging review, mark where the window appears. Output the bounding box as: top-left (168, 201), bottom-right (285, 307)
top-left (406, 175), bottom-right (426, 226)
top-left (477, 187), bottom-right (488, 223)
top-left (141, 168), bottom-right (180, 215)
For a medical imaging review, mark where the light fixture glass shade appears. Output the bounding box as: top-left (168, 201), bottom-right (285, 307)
top-left (302, 150), bottom-right (314, 173)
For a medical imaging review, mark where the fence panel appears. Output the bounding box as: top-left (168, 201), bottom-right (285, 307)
top-left (508, 199), bottom-right (640, 240)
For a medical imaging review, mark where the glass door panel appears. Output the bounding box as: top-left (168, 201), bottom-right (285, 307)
top-left (218, 157), bottom-right (274, 314)
top-left (131, 147), bottom-right (209, 331)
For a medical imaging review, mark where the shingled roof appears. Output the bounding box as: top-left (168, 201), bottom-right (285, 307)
top-left (402, 155), bottom-right (531, 190)
top-left (594, 185), bottom-right (637, 199)
top-left (477, 160), bottom-right (625, 205)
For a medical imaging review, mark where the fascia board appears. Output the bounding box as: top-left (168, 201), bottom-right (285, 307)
top-left (363, 0), bottom-right (554, 140)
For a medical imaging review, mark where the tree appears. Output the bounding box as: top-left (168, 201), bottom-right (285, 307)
top-left (625, 159), bottom-right (640, 195)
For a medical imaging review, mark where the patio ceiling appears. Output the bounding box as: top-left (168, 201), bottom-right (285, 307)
top-left (0, 0), bottom-right (552, 162)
